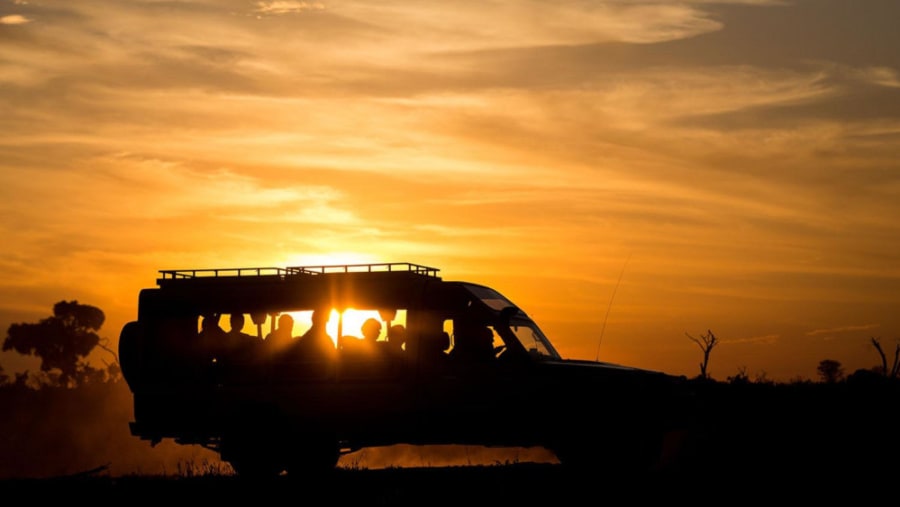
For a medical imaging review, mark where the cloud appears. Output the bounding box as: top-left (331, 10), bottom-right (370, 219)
top-left (255, 1), bottom-right (325, 15)
top-left (1, 14), bottom-right (30, 24)
top-left (855, 66), bottom-right (900, 89)
top-left (80, 153), bottom-right (350, 221)
top-left (330, 1), bottom-right (723, 50)
top-left (726, 334), bottom-right (780, 345)
top-left (806, 324), bottom-right (880, 337)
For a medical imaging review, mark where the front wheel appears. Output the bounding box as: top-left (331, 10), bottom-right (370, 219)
top-left (551, 427), bottom-right (666, 475)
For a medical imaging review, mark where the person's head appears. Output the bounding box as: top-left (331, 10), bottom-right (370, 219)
top-left (201, 313), bottom-right (220, 331)
top-left (278, 313), bottom-right (294, 332)
top-left (311, 308), bottom-right (329, 327)
top-left (230, 313), bottom-right (245, 332)
top-left (361, 318), bottom-right (382, 342)
top-left (387, 324), bottom-right (406, 350)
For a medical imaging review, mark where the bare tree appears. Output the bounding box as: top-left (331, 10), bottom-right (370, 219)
top-left (870, 337), bottom-right (900, 378)
top-left (686, 329), bottom-right (718, 379)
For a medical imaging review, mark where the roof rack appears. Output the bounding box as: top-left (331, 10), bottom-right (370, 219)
top-left (158, 262), bottom-right (440, 282)
top-left (288, 263), bottom-right (440, 277)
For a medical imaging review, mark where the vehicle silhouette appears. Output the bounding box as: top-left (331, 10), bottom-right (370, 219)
top-left (119, 262), bottom-right (693, 477)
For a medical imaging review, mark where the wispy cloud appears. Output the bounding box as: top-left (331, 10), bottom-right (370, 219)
top-left (329, 1), bottom-right (723, 50)
top-left (806, 324), bottom-right (880, 337)
top-left (727, 334), bottom-right (780, 345)
top-left (855, 66), bottom-right (900, 88)
top-left (255, 1), bottom-right (325, 15)
top-left (1, 14), bottom-right (30, 24)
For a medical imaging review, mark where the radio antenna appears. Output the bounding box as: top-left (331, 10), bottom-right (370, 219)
top-left (595, 253), bottom-right (631, 362)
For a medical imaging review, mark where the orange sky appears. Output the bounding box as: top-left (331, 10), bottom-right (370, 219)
top-left (2, 0), bottom-right (900, 383)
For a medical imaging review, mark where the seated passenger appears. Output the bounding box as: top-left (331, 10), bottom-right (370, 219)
top-left (386, 324), bottom-right (406, 353)
top-left (449, 321), bottom-right (494, 363)
top-left (419, 331), bottom-right (450, 370)
top-left (225, 313), bottom-right (262, 362)
top-left (361, 318), bottom-right (382, 344)
top-left (292, 308), bottom-right (336, 360)
top-left (197, 313), bottom-right (226, 361)
top-left (341, 318), bottom-right (383, 355)
top-left (264, 313), bottom-right (295, 355)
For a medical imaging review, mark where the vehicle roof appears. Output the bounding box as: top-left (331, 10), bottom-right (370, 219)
top-left (142, 263), bottom-right (445, 316)
top-left (156, 262), bottom-right (440, 287)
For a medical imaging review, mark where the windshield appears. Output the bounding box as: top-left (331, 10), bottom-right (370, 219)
top-left (463, 284), bottom-right (561, 360)
top-left (507, 316), bottom-right (559, 359)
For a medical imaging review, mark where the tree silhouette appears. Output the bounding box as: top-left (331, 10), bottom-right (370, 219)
top-left (816, 359), bottom-right (844, 383)
top-left (2, 300), bottom-right (108, 387)
top-left (0, 362), bottom-right (7, 385)
top-left (686, 329), bottom-right (718, 379)
top-left (869, 337), bottom-right (899, 378)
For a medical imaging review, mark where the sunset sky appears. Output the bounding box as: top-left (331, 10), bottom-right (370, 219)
top-left (2, 0), bottom-right (899, 383)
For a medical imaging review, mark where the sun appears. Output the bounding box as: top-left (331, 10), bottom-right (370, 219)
top-left (272, 253), bottom-right (408, 349)
top-left (329, 308), bottom-right (384, 341)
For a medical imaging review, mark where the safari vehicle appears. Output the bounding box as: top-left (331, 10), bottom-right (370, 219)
top-left (119, 262), bottom-right (693, 476)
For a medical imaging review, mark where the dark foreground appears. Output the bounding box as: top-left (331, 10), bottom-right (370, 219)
top-left (0, 462), bottom-right (887, 505)
top-left (2, 376), bottom-right (898, 504)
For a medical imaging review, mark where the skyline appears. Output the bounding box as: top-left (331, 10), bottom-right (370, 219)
top-left (2, 0), bottom-right (900, 382)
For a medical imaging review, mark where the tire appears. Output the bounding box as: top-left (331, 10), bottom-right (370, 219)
top-left (221, 434), bottom-right (286, 478)
top-left (221, 411), bottom-right (288, 478)
top-left (552, 426), bottom-right (665, 475)
top-left (119, 321), bottom-right (143, 389)
top-left (227, 454), bottom-right (284, 479)
top-left (222, 423), bottom-right (340, 478)
top-left (284, 432), bottom-right (340, 476)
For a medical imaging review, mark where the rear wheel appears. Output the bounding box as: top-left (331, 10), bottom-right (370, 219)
top-left (221, 411), bottom-right (288, 478)
top-left (222, 435), bottom-right (286, 478)
top-left (223, 432), bottom-right (341, 477)
top-left (227, 455), bottom-right (284, 478)
top-left (284, 432), bottom-right (341, 476)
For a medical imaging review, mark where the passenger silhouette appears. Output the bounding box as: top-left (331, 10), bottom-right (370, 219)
top-left (361, 318), bottom-right (382, 343)
top-left (196, 313), bottom-right (226, 380)
top-left (264, 313), bottom-right (295, 353)
top-left (450, 320), bottom-right (494, 363)
top-left (342, 317), bottom-right (382, 352)
top-left (386, 324), bottom-right (406, 353)
top-left (295, 309), bottom-right (336, 359)
top-left (198, 313), bottom-right (226, 357)
top-left (199, 313), bottom-right (225, 337)
top-left (226, 313), bottom-right (261, 360)
top-left (417, 330), bottom-right (450, 372)
top-left (218, 313), bottom-right (262, 380)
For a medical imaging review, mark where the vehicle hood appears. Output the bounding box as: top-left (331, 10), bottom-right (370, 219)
top-left (539, 357), bottom-right (685, 382)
